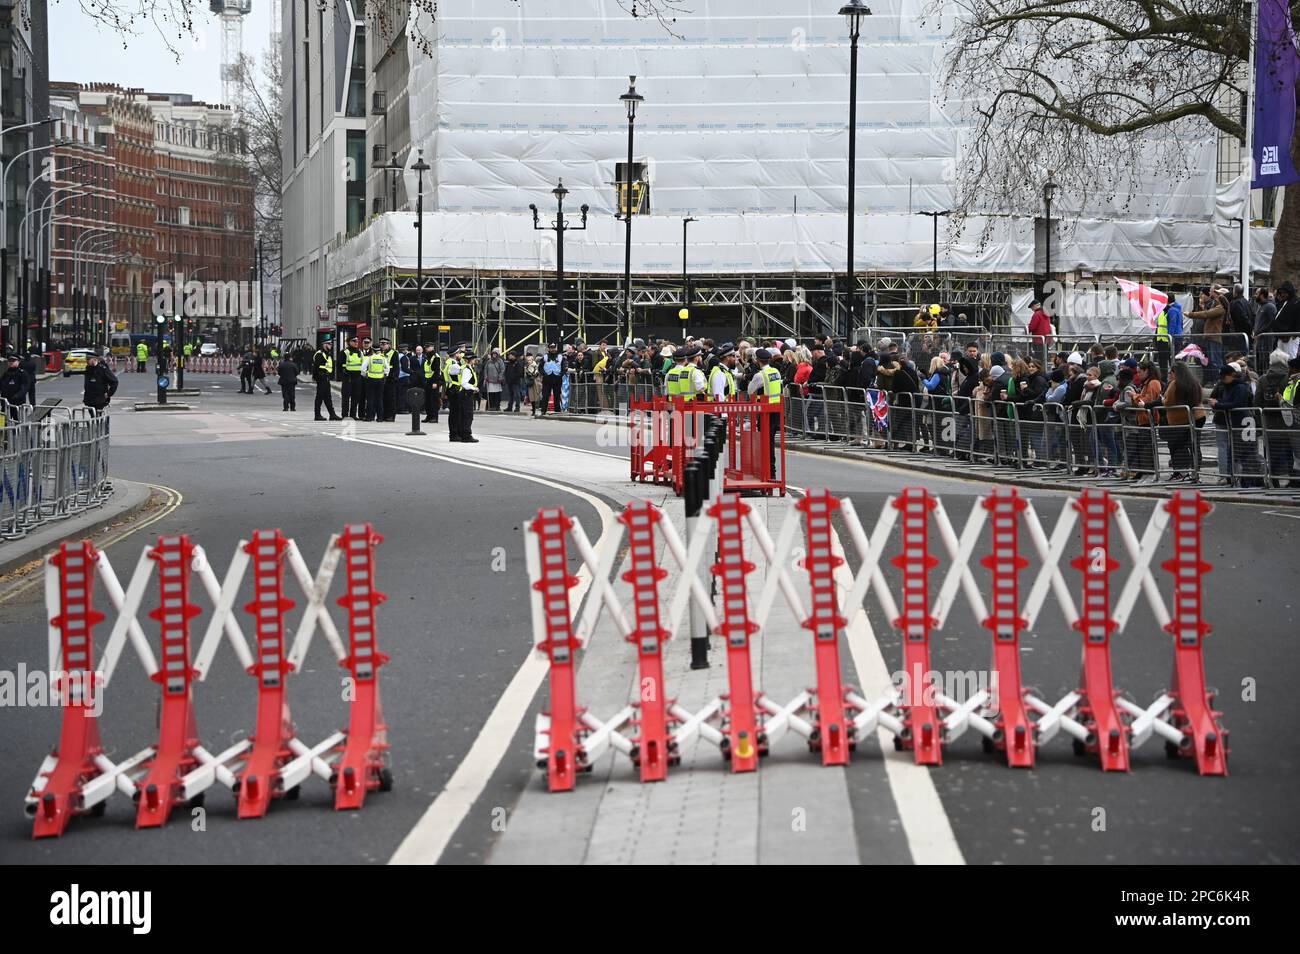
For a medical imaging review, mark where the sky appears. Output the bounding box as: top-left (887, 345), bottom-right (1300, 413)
top-left (49, 0), bottom-right (277, 105)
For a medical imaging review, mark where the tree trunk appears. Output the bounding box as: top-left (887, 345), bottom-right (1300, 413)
top-left (1270, 88), bottom-right (1300, 287)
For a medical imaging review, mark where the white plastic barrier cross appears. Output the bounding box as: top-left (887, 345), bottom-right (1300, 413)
top-left (26, 524), bottom-right (391, 838)
top-left (523, 486), bottom-right (1227, 790)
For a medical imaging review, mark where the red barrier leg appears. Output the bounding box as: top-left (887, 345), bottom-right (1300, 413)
top-left (237, 530), bottom-right (297, 818)
top-left (981, 489), bottom-right (1034, 767)
top-left (137, 535), bottom-right (203, 828)
top-left (32, 542), bottom-right (107, 838)
top-left (1162, 491), bottom-right (1227, 775)
top-left (622, 501), bottom-right (674, 781)
top-left (531, 508), bottom-right (583, 792)
top-left (1070, 490), bottom-right (1129, 772)
top-left (799, 490), bottom-right (851, 766)
top-left (334, 523), bottom-right (390, 810)
top-left (709, 494), bottom-right (762, 772)
top-left (893, 489), bottom-right (942, 765)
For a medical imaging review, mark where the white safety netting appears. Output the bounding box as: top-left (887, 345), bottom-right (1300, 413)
top-left (335, 0), bottom-right (1271, 284)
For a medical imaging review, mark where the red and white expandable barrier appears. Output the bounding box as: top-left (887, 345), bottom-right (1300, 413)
top-left (524, 486), bottom-right (1227, 792)
top-left (25, 523), bottom-right (390, 838)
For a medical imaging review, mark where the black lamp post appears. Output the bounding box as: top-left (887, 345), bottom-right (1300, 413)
top-left (412, 149), bottom-right (430, 346)
top-left (530, 180), bottom-right (589, 345)
top-left (840, 1), bottom-right (871, 340)
top-left (618, 76), bottom-right (644, 343)
top-left (917, 209), bottom-right (949, 282)
top-left (681, 216), bottom-right (696, 332)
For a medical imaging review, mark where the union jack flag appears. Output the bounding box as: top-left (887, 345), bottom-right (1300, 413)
top-left (865, 388), bottom-right (890, 430)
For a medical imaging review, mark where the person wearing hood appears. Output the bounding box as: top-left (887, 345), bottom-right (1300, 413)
top-left (1209, 362), bottom-right (1261, 486)
top-left (1155, 291), bottom-right (1183, 377)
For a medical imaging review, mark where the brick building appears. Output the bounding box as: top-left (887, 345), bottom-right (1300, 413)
top-left (45, 84), bottom-right (255, 343)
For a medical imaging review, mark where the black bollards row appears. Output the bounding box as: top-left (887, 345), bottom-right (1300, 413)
top-left (688, 416), bottom-right (728, 670)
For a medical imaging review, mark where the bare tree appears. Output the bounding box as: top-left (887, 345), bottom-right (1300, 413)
top-left (230, 45), bottom-right (282, 268)
top-left (940, 1), bottom-right (1300, 283)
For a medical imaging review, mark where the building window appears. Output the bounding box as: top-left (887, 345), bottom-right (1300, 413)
top-left (346, 28), bottom-right (367, 118)
top-left (346, 129), bottom-right (366, 234)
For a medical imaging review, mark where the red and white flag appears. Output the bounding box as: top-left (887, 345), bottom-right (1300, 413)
top-left (1114, 278), bottom-right (1168, 330)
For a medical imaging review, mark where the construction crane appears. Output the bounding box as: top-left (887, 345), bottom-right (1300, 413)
top-left (211, 0), bottom-right (254, 105)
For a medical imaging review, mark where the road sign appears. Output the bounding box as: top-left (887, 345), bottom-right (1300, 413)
top-left (438, 324), bottom-right (451, 332)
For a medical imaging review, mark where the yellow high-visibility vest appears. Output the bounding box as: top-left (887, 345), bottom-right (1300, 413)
top-left (709, 364), bottom-right (737, 397)
top-left (344, 349), bottom-right (363, 372)
top-left (136, 343), bottom-right (148, 360)
top-left (316, 351), bottom-right (333, 375)
top-left (365, 352), bottom-right (389, 379)
top-left (760, 366), bottom-right (783, 403)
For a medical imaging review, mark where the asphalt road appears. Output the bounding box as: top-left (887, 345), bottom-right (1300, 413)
top-left (2, 370), bottom-right (1296, 864)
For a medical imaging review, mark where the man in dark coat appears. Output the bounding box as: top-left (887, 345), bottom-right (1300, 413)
top-left (82, 354), bottom-right (118, 411)
top-left (1, 353), bottom-right (28, 405)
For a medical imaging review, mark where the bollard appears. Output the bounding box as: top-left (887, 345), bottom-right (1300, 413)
top-left (405, 387), bottom-right (427, 437)
top-left (686, 461), bottom-right (711, 670)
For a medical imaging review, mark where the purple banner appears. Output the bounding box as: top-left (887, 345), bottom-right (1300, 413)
top-left (1253, 0), bottom-right (1300, 189)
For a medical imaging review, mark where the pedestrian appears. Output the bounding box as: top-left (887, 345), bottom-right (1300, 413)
top-left (482, 348), bottom-right (505, 410)
top-left (312, 340), bottom-right (341, 420)
top-left (378, 340), bottom-right (398, 421)
top-left (238, 348), bottom-right (255, 393)
top-left (20, 351), bottom-right (37, 405)
top-left (1, 353), bottom-right (27, 406)
top-left (362, 340), bottom-right (389, 422)
top-left (538, 343), bottom-right (564, 415)
top-left (135, 339), bottom-right (149, 373)
top-left (504, 351), bottom-right (524, 412)
top-left (81, 353), bottom-right (119, 412)
top-left (422, 343), bottom-right (441, 424)
top-left (446, 345), bottom-right (480, 442)
top-left (277, 353), bottom-right (300, 411)
top-left (250, 349), bottom-right (272, 395)
top-left (340, 335), bottom-right (363, 419)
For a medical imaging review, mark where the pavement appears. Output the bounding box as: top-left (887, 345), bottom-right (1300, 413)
top-left (0, 369), bottom-right (1296, 864)
top-left (0, 479), bottom-right (153, 577)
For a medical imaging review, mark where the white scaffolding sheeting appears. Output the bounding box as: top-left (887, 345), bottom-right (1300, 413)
top-left (349, 1), bottom-right (1270, 283)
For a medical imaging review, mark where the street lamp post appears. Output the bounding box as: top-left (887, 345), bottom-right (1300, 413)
top-left (917, 209), bottom-right (949, 287)
top-left (1042, 175), bottom-right (1058, 333)
top-left (618, 76), bottom-right (644, 344)
top-left (412, 149), bottom-right (430, 346)
top-left (530, 180), bottom-right (589, 345)
top-left (839, 1), bottom-right (871, 341)
top-left (681, 216), bottom-right (696, 334)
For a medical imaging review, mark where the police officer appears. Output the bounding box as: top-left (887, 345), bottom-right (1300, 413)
top-left (747, 348), bottom-right (784, 479)
top-left (313, 340), bottom-right (341, 420)
top-left (135, 339), bottom-right (149, 373)
top-left (445, 345), bottom-right (466, 437)
top-left (685, 346), bottom-right (708, 401)
top-left (422, 343), bottom-right (442, 424)
top-left (709, 344), bottom-right (739, 401)
top-left (539, 343), bottom-right (563, 415)
top-left (383, 340), bottom-right (403, 421)
top-left (450, 347), bottom-right (480, 443)
top-left (341, 335), bottom-right (363, 419)
top-left (362, 339), bottom-right (389, 421)
top-left (82, 353), bottom-right (118, 411)
top-left (665, 347), bottom-right (690, 403)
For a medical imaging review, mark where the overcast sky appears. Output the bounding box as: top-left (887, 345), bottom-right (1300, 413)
top-left (50, 1), bottom-right (276, 105)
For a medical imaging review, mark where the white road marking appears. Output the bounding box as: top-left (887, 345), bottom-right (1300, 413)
top-left (829, 520), bottom-right (966, 865)
top-left (488, 432), bottom-right (627, 461)
top-left (1262, 510), bottom-right (1300, 520)
top-left (330, 434), bottom-right (618, 865)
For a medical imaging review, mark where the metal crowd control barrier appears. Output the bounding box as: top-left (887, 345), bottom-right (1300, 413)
top-left (524, 486), bottom-right (1227, 791)
top-left (2, 407), bottom-right (112, 541)
top-left (630, 395), bottom-right (786, 497)
top-left (783, 386), bottom-right (1300, 496)
top-left (26, 524), bottom-right (391, 837)
top-left (565, 372), bottom-right (662, 417)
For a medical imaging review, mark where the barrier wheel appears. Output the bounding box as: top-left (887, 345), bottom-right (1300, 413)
top-left (1164, 740), bottom-right (1180, 760)
top-left (1071, 738), bottom-right (1087, 757)
top-left (892, 736), bottom-right (903, 752)
top-left (284, 785), bottom-right (301, 801)
top-left (88, 800), bottom-right (107, 818)
top-left (189, 792), bottom-right (205, 809)
top-left (981, 735), bottom-right (995, 755)
top-left (378, 767), bottom-right (394, 792)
